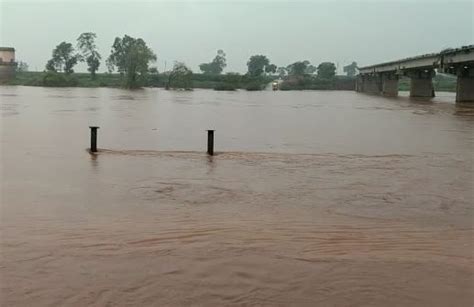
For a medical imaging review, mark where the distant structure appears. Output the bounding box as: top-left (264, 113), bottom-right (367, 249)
top-left (356, 45), bottom-right (474, 103)
top-left (0, 47), bottom-right (17, 82)
top-left (343, 62), bottom-right (358, 77)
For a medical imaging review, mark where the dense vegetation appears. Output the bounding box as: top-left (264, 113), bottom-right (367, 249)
top-left (279, 76), bottom-right (356, 91)
top-left (199, 50), bottom-right (227, 75)
top-left (6, 32), bottom-right (458, 92)
top-left (278, 60), bottom-right (354, 90)
top-left (6, 71), bottom-right (457, 92)
top-left (6, 71), bottom-right (274, 90)
top-left (23, 32), bottom-right (279, 90)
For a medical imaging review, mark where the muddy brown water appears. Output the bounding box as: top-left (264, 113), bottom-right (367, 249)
top-left (1, 86), bottom-right (473, 306)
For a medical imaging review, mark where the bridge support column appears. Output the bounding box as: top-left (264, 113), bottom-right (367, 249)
top-left (456, 67), bottom-right (474, 103)
top-left (381, 74), bottom-right (399, 97)
top-left (408, 70), bottom-right (435, 98)
top-left (364, 74), bottom-right (381, 94)
top-left (356, 75), bottom-right (363, 92)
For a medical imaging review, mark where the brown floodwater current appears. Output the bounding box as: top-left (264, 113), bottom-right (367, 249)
top-left (1, 86), bottom-right (473, 306)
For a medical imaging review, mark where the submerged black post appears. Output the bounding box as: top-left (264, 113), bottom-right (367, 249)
top-left (207, 130), bottom-right (214, 156)
top-left (89, 126), bottom-right (99, 153)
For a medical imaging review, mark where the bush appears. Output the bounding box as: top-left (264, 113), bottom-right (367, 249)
top-left (279, 75), bottom-right (356, 90)
top-left (245, 82), bottom-right (264, 91)
top-left (223, 73), bottom-right (242, 84)
top-left (192, 73), bottom-right (225, 82)
top-left (42, 72), bottom-right (78, 87)
top-left (7, 71), bottom-right (282, 90)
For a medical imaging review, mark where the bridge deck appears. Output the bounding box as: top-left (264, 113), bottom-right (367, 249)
top-left (358, 45), bottom-right (474, 74)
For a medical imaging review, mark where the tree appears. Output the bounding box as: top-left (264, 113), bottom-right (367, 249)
top-left (286, 61), bottom-right (316, 76)
top-left (246, 55), bottom-right (275, 77)
top-left (306, 64), bottom-right (317, 74)
top-left (317, 62), bottom-right (336, 79)
top-left (15, 61), bottom-right (29, 73)
top-left (199, 49), bottom-right (226, 75)
top-left (77, 32), bottom-right (101, 79)
top-left (287, 61), bottom-right (306, 76)
top-left (343, 61), bottom-right (358, 77)
top-left (265, 63), bottom-right (277, 74)
top-left (223, 72), bottom-right (241, 84)
top-left (46, 42), bottom-right (79, 74)
top-left (106, 35), bottom-right (157, 88)
top-left (149, 67), bottom-right (159, 74)
top-left (166, 62), bottom-right (193, 90)
top-left (46, 59), bottom-right (56, 72)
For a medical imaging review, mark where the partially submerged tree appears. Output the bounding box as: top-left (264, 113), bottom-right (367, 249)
top-left (317, 62), bottom-right (337, 79)
top-left (166, 62), bottom-right (193, 90)
top-left (77, 32), bottom-right (101, 79)
top-left (199, 49), bottom-right (227, 75)
top-left (46, 42), bottom-right (80, 74)
top-left (246, 55), bottom-right (275, 77)
top-left (343, 61), bottom-right (358, 77)
top-left (106, 35), bottom-right (157, 88)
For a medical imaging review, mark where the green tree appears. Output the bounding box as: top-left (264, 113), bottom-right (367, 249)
top-left (287, 61), bottom-right (306, 76)
top-left (199, 49), bottom-right (227, 75)
top-left (106, 35), bottom-right (157, 88)
top-left (45, 59), bottom-right (56, 72)
top-left (265, 63), bottom-right (277, 74)
top-left (247, 55), bottom-right (275, 77)
top-left (286, 61), bottom-right (316, 76)
top-left (77, 32), bottom-right (101, 79)
top-left (306, 64), bottom-right (317, 74)
top-left (223, 72), bottom-right (242, 84)
top-left (343, 61), bottom-right (358, 77)
top-left (166, 62), bottom-right (193, 90)
top-left (46, 42), bottom-right (79, 74)
top-left (317, 62), bottom-right (336, 79)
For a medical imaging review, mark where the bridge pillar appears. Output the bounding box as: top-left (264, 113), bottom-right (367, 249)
top-left (356, 75), bottom-right (363, 92)
top-left (381, 73), bottom-right (399, 97)
top-left (363, 74), bottom-right (382, 94)
top-left (456, 66), bottom-right (474, 103)
top-left (408, 70), bottom-right (435, 98)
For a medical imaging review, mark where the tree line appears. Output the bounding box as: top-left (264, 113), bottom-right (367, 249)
top-left (41, 33), bottom-right (357, 89)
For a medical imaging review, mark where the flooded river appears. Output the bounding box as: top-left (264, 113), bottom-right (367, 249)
top-left (1, 86), bottom-right (473, 306)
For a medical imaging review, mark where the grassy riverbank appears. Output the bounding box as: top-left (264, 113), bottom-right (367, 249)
top-left (7, 71), bottom-right (356, 91)
top-left (4, 71), bottom-right (457, 92)
top-left (6, 71), bottom-right (123, 87)
top-left (4, 71), bottom-right (275, 91)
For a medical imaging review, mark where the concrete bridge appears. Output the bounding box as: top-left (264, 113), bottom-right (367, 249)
top-left (356, 45), bottom-right (474, 103)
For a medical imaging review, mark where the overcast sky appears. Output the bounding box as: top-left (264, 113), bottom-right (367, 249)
top-left (0, 0), bottom-right (472, 73)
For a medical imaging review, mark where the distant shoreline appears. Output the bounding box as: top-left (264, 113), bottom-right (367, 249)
top-left (2, 71), bottom-right (456, 92)
top-left (4, 71), bottom-right (357, 91)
